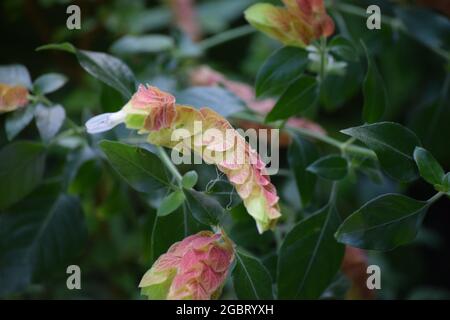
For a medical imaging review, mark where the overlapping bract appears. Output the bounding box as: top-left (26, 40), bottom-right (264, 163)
top-left (0, 83), bottom-right (28, 113)
top-left (122, 84), bottom-right (282, 233)
top-left (244, 0), bottom-right (334, 47)
top-left (139, 231), bottom-right (234, 300)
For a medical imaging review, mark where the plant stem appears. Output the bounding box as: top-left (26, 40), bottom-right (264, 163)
top-left (319, 37), bottom-right (327, 83)
top-left (198, 25), bottom-right (256, 51)
top-left (328, 181), bottom-right (339, 205)
top-left (156, 146), bottom-right (183, 184)
top-left (427, 191), bottom-right (444, 204)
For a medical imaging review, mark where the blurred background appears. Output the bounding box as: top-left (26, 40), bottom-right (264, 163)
top-left (0, 0), bottom-right (449, 299)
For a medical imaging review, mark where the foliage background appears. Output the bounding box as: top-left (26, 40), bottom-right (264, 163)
top-left (0, 0), bottom-right (450, 299)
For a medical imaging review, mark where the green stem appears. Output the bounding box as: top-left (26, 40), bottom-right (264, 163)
top-left (156, 146), bottom-right (183, 184)
top-left (328, 181), bottom-right (338, 204)
top-left (427, 191), bottom-right (444, 204)
top-left (198, 25), bottom-right (256, 51)
top-left (319, 37), bottom-right (327, 83)
top-left (29, 94), bottom-right (52, 106)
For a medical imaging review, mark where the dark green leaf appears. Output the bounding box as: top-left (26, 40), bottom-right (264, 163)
top-left (320, 62), bottom-right (363, 111)
top-left (438, 173), bottom-right (450, 194)
top-left (0, 141), bottom-right (46, 209)
top-left (335, 194), bottom-right (429, 251)
top-left (34, 104), bottom-right (66, 141)
top-left (176, 86), bottom-right (244, 117)
top-left (37, 43), bottom-right (136, 98)
top-left (63, 145), bottom-right (96, 189)
top-left (0, 64), bottom-right (32, 88)
top-left (151, 204), bottom-right (203, 262)
top-left (278, 205), bottom-right (344, 299)
top-left (100, 83), bottom-right (126, 113)
top-left (157, 190), bottom-right (186, 217)
top-left (288, 134), bottom-right (318, 206)
top-left (33, 73), bottom-right (68, 94)
top-left (266, 76), bottom-right (318, 122)
top-left (110, 35), bottom-right (174, 55)
top-left (355, 157), bottom-right (383, 184)
top-left (233, 249), bottom-right (274, 300)
top-left (362, 42), bottom-right (387, 123)
top-left (255, 47), bottom-right (308, 97)
top-left (413, 147), bottom-right (445, 187)
top-left (100, 140), bottom-right (171, 192)
top-left (181, 170), bottom-right (198, 189)
top-left (76, 50), bottom-right (136, 98)
top-left (36, 42), bottom-right (76, 53)
top-left (329, 36), bottom-right (358, 61)
top-left (0, 183), bottom-right (87, 296)
top-left (184, 189), bottom-right (224, 226)
top-left (341, 122), bottom-right (421, 182)
top-left (307, 155), bottom-right (348, 180)
top-left (5, 105), bottom-right (35, 140)
top-left (395, 7), bottom-right (450, 55)
top-left (198, 0), bottom-right (255, 33)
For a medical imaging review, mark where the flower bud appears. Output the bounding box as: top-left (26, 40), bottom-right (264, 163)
top-left (0, 83), bottom-right (28, 113)
top-left (86, 85), bottom-right (282, 233)
top-left (244, 0), bottom-right (334, 48)
top-left (139, 231), bottom-right (234, 300)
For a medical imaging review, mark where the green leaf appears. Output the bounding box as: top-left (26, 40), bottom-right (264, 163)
top-left (0, 183), bottom-right (87, 296)
top-left (329, 36), bottom-right (358, 61)
top-left (395, 7), bottom-right (450, 55)
top-left (100, 83), bottom-right (126, 113)
top-left (151, 204), bottom-right (203, 262)
top-left (176, 86), bottom-right (244, 117)
top-left (36, 42), bottom-right (76, 53)
top-left (100, 140), bottom-right (171, 193)
top-left (37, 43), bottom-right (136, 98)
top-left (438, 173), bottom-right (450, 193)
top-left (76, 50), bottom-right (136, 98)
top-left (287, 134), bottom-right (318, 206)
top-left (0, 64), bottom-right (32, 88)
top-left (181, 170), bottom-right (198, 189)
top-left (361, 42), bottom-right (387, 123)
top-left (413, 147), bottom-right (445, 187)
top-left (335, 194), bottom-right (429, 251)
top-left (255, 47), bottom-right (308, 97)
top-left (341, 122), bottom-right (421, 182)
top-left (184, 189), bottom-right (224, 226)
top-left (5, 105), bottom-right (35, 140)
top-left (355, 157), bottom-right (383, 184)
top-left (198, 0), bottom-right (255, 33)
top-left (266, 76), bottom-right (318, 122)
top-left (278, 205), bottom-right (344, 299)
top-left (320, 62), bottom-right (363, 111)
top-left (232, 249), bottom-right (274, 300)
top-left (110, 34), bottom-right (174, 55)
top-left (33, 73), bottom-right (68, 94)
top-left (0, 141), bottom-right (46, 210)
top-left (307, 155), bottom-right (348, 180)
top-left (34, 104), bottom-right (66, 141)
top-left (157, 190), bottom-right (186, 217)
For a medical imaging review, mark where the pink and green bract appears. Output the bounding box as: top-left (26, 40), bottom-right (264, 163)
top-left (0, 83), bottom-right (28, 113)
top-left (88, 84), bottom-right (282, 233)
top-left (244, 0), bottom-right (335, 48)
top-left (139, 231), bottom-right (234, 300)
